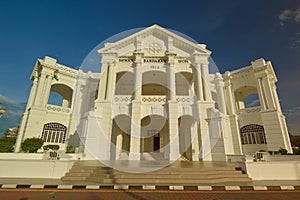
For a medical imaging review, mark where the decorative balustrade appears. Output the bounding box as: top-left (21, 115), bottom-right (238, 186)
top-left (113, 95), bottom-right (195, 104)
top-left (142, 96), bottom-right (166, 104)
top-left (239, 106), bottom-right (261, 114)
top-left (113, 95), bottom-right (132, 103)
top-left (46, 104), bottom-right (71, 114)
top-left (55, 63), bottom-right (78, 76)
top-left (176, 96), bottom-right (194, 104)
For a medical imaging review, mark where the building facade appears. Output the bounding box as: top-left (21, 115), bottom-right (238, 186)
top-left (15, 25), bottom-right (292, 161)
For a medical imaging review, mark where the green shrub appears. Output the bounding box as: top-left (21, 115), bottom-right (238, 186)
top-left (0, 136), bottom-right (16, 152)
top-left (43, 144), bottom-right (59, 151)
top-left (0, 140), bottom-right (14, 152)
top-left (21, 138), bottom-right (44, 153)
top-left (293, 147), bottom-right (300, 155)
top-left (279, 148), bottom-right (288, 155)
top-left (66, 145), bottom-right (75, 153)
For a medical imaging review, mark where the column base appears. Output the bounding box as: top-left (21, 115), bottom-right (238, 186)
top-left (129, 152), bottom-right (141, 160)
top-left (169, 152), bottom-right (181, 161)
top-left (192, 153), bottom-right (200, 161)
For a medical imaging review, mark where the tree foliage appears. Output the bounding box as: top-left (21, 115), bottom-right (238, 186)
top-left (0, 137), bottom-right (16, 152)
top-left (21, 138), bottom-right (44, 153)
top-left (0, 128), bottom-right (17, 152)
top-left (290, 134), bottom-right (300, 147)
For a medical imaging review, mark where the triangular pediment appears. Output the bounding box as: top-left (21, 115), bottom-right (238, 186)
top-left (97, 24), bottom-right (211, 58)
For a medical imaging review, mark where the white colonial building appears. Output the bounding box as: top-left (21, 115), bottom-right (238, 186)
top-left (15, 25), bottom-right (292, 161)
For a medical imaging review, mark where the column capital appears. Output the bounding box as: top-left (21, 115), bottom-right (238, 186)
top-left (166, 53), bottom-right (176, 66)
top-left (133, 52), bottom-right (144, 65)
top-left (100, 52), bottom-right (118, 63)
top-left (254, 70), bottom-right (268, 79)
top-left (213, 73), bottom-right (224, 86)
top-left (191, 51), bottom-right (209, 64)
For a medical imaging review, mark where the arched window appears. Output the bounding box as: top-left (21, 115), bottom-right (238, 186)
top-left (47, 84), bottom-right (73, 108)
top-left (142, 71), bottom-right (167, 95)
top-left (240, 124), bottom-right (266, 145)
top-left (175, 72), bottom-right (193, 96)
top-left (42, 123), bottom-right (67, 143)
top-left (234, 86), bottom-right (260, 110)
top-left (115, 71), bottom-right (134, 95)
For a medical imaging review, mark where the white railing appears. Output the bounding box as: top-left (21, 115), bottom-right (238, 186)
top-left (113, 95), bottom-right (132, 103)
top-left (142, 95), bottom-right (166, 104)
top-left (113, 95), bottom-right (195, 105)
top-left (176, 96), bottom-right (194, 104)
top-left (239, 106), bottom-right (261, 114)
top-left (46, 104), bottom-right (71, 114)
top-left (55, 63), bottom-right (78, 76)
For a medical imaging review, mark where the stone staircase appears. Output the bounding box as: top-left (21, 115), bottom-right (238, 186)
top-left (61, 160), bottom-right (251, 185)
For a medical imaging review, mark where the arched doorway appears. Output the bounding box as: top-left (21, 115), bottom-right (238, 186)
top-left (111, 115), bottom-right (131, 160)
top-left (141, 115), bottom-right (168, 159)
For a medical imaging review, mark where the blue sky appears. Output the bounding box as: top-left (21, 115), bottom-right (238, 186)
top-left (0, 0), bottom-right (299, 134)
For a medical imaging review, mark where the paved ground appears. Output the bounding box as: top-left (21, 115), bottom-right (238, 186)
top-left (1, 189), bottom-right (300, 200)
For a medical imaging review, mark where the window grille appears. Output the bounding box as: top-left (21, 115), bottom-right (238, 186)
top-left (42, 123), bottom-right (67, 143)
top-left (240, 124), bottom-right (266, 145)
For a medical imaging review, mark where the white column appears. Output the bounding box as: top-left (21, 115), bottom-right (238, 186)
top-left (262, 77), bottom-right (276, 110)
top-left (257, 78), bottom-right (267, 110)
top-left (116, 133), bottom-right (123, 160)
top-left (129, 102), bottom-right (141, 160)
top-left (41, 74), bottom-right (52, 107)
top-left (214, 74), bottom-right (226, 114)
top-left (26, 75), bottom-right (38, 110)
top-left (202, 63), bottom-right (212, 101)
top-left (194, 63), bottom-right (204, 101)
top-left (105, 63), bottom-right (115, 100)
top-left (272, 85), bottom-right (281, 112)
top-left (167, 54), bottom-right (176, 101)
top-left (224, 81), bottom-right (236, 115)
top-left (191, 121), bottom-right (200, 161)
top-left (97, 62), bottom-right (108, 101)
top-left (33, 72), bottom-right (47, 107)
top-left (133, 52), bottom-right (143, 101)
top-left (133, 63), bottom-right (142, 101)
top-left (129, 53), bottom-right (143, 160)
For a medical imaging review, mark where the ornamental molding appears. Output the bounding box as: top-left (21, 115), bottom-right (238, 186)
top-left (98, 24), bottom-right (211, 56)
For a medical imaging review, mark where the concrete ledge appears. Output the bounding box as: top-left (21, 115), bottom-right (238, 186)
top-left (0, 184), bottom-right (299, 191)
top-left (243, 161), bottom-right (300, 180)
top-left (0, 159), bottom-right (75, 178)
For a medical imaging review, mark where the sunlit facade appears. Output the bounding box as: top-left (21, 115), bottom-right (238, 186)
top-left (15, 25), bottom-right (292, 161)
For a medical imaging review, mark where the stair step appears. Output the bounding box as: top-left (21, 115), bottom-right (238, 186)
top-left (61, 161), bottom-right (251, 185)
top-left (86, 177), bottom-right (251, 184)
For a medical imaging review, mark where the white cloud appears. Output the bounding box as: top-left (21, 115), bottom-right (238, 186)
top-left (295, 9), bottom-right (300, 23)
top-left (0, 94), bottom-right (16, 104)
top-left (279, 9), bottom-right (292, 22)
top-left (279, 8), bottom-right (300, 25)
